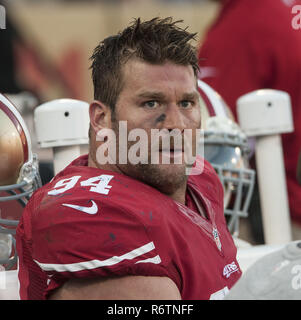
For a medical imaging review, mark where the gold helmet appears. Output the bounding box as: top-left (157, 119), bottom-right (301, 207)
top-left (0, 93), bottom-right (41, 269)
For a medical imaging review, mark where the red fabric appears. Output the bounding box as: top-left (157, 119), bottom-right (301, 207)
top-left (16, 154), bottom-right (241, 300)
top-left (198, 0), bottom-right (301, 225)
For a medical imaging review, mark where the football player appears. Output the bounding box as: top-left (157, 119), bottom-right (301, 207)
top-left (16, 17), bottom-right (242, 300)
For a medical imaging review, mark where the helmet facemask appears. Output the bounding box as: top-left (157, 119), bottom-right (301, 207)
top-left (203, 117), bottom-right (255, 237)
top-left (197, 79), bottom-right (256, 238)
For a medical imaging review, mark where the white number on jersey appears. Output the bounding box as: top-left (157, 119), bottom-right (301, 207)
top-left (80, 175), bottom-right (114, 195)
top-left (48, 176), bottom-right (81, 195)
top-left (47, 175), bottom-right (114, 196)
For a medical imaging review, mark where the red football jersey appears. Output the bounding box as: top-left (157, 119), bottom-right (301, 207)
top-left (16, 154), bottom-right (241, 300)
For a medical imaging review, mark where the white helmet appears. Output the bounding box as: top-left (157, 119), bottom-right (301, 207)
top-left (197, 80), bottom-right (255, 237)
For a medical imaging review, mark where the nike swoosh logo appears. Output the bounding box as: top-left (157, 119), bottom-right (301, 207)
top-left (62, 200), bottom-right (98, 215)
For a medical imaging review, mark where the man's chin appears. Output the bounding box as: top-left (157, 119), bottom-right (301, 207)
top-left (117, 160), bottom-right (185, 190)
top-left (139, 162), bottom-right (187, 193)
top-left (154, 162), bottom-right (187, 175)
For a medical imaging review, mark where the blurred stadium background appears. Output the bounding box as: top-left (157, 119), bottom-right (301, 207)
top-left (1, 0), bottom-right (218, 102)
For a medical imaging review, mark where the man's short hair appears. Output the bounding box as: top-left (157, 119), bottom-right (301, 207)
top-left (90, 17), bottom-right (199, 112)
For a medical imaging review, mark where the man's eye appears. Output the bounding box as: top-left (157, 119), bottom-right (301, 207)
top-left (143, 101), bottom-right (158, 108)
top-left (180, 100), bottom-right (193, 108)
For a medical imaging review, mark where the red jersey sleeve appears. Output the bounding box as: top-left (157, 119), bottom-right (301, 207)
top-left (16, 193), bottom-right (172, 299)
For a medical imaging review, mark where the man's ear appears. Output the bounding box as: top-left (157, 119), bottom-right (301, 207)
top-left (89, 100), bottom-right (112, 133)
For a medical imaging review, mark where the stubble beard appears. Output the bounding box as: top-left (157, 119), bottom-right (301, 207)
top-left (111, 120), bottom-right (188, 196)
top-left (125, 162), bottom-right (188, 196)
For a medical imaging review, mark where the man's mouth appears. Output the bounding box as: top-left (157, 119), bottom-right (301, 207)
top-left (160, 148), bottom-right (184, 160)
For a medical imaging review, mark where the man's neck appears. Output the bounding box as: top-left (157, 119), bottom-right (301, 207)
top-left (88, 152), bottom-right (123, 174)
top-left (168, 185), bottom-right (187, 205)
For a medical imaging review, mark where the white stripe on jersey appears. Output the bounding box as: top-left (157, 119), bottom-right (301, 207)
top-left (135, 255), bottom-right (162, 265)
top-left (34, 241), bottom-right (159, 272)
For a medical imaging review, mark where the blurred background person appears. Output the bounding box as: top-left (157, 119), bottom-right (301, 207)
top-left (198, 0), bottom-right (301, 243)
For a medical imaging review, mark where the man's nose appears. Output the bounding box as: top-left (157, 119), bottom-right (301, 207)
top-left (160, 104), bottom-right (185, 132)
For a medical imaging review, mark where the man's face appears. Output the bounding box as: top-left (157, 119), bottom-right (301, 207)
top-left (110, 59), bottom-right (201, 195)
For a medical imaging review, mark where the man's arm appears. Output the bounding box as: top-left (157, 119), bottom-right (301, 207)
top-left (49, 275), bottom-right (181, 300)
